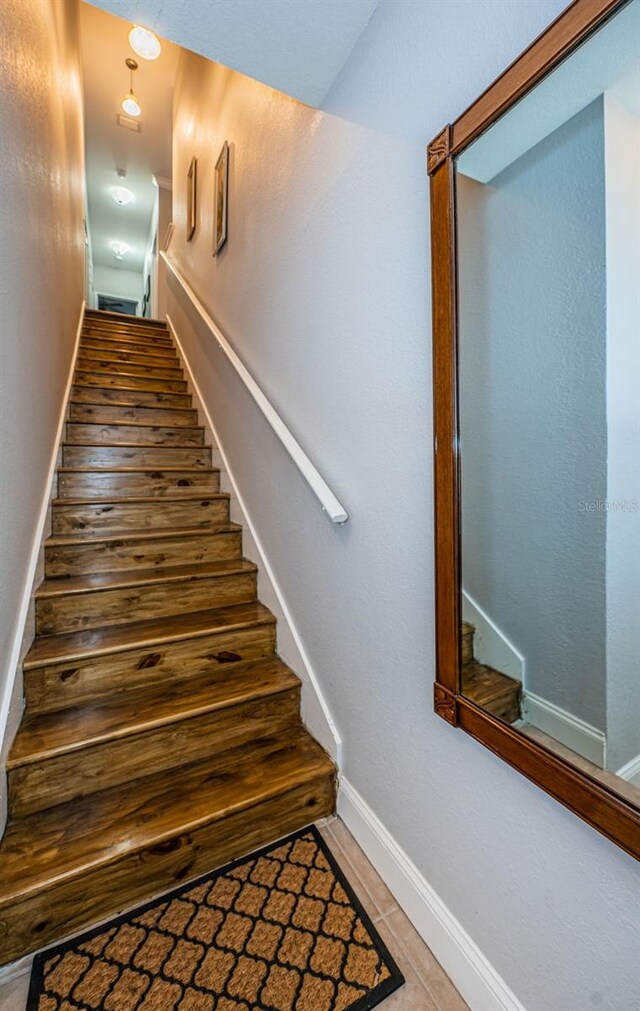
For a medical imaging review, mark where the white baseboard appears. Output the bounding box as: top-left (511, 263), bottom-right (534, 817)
top-left (521, 692), bottom-right (606, 767)
top-left (0, 301), bottom-right (86, 835)
top-left (617, 753), bottom-right (640, 787)
top-left (338, 778), bottom-right (526, 1011)
top-left (462, 590), bottom-right (524, 682)
top-left (166, 314), bottom-right (341, 765)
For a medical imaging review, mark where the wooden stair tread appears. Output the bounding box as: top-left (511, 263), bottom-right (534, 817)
top-left (24, 601), bottom-right (276, 668)
top-left (37, 558), bottom-right (257, 597)
top-left (46, 523), bottom-right (241, 547)
top-left (85, 309), bottom-right (168, 327)
top-left (67, 420), bottom-right (201, 432)
top-left (9, 659), bottom-right (299, 767)
top-left (463, 660), bottom-right (520, 705)
top-left (53, 492), bottom-right (228, 506)
top-left (0, 728), bottom-right (332, 906)
top-left (72, 381), bottom-right (188, 395)
top-left (69, 399), bottom-right (191, 413)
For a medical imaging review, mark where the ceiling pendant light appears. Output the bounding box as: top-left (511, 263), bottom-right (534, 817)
top-left (110, 185), bottom-right (134, 205)
top-left (129, 24), bottom-right (161, 61)
top-left (121, 58), bottom-right (141, 118)
top-left (110, 240), bottom-right (130, 259)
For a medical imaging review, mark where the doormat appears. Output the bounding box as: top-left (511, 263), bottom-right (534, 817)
top-left (27, 825), bottom-right (404, 1011)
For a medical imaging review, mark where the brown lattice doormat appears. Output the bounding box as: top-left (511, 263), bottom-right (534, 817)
top-left (27, 825), bottom-right (404, 1011)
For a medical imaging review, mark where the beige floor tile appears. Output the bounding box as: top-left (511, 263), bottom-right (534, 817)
top-left (384, 907), bottom-right (470, 1011)
top-left (374, 915), bottom-right (440, 1010)
top-left (324, 818), bottom-right (398, 920)
top-left (0, 970), bottom-right (29, 1011)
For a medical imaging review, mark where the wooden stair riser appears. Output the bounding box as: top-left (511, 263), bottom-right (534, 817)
top-left (63, 444), bottom-right (212, 469)
top-left (36, 569), bottom-right (258, 635)
top-left (66, 422), bottom-right (204, 447)
top-left (58, 469), bottom-right (220, 499)
top-left (45, 528), bottom-right (242, 578)
top-left (80, 330), bottom-right (174, 350)
top-left (68, 404), bottom-right (198, 428)
top-left (461, 623), bottom-right (475, 664)
top-left (70, 385), bottom-right (192, 409)
top-left (9, 690), bottom-right (301, 816)
top-left (83, 317), bottom-right (169, 332)
top-left (24, 621), bottom-right (277, 714)
top-left (76, 357), bottom-right (183, 380)
top-left (83, 322), bottom-right (172, 340)
top-left (74, 371), bottom-right (187, 393)
top-left (52, 496), bottom-right (230, 534)
top-left (0, 774), bottom-right (334, 965)
top-left (80, 345), bottom-right (179, 365)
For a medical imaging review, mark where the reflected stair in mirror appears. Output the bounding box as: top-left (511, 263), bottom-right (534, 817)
top-left (0, 308), bottom-right (335, 966)
top-left (461, 620), bottom-right (522, 724)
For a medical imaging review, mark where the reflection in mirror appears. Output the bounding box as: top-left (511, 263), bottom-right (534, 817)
top-left (455, 0), bottom-right (640, 805)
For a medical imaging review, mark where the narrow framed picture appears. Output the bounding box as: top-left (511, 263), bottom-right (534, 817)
top-left (186, 157), bottom-right (197, 241)
top-left (213, 141), bottom-right (229, 256)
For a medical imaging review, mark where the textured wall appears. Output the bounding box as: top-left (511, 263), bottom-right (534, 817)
top-left (458, 100), bottom-right (607, 729)
top-left (169, 2), bottom-right (640, 1008)
top-left (0, 0), bottom-right (85, 774)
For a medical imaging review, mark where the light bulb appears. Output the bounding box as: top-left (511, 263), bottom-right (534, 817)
top-left (121, 91), bottom-right (141, 117)
top-left (110, 241), bottom-right (130, 258)
top-left (110, 186), bottom-right (134, 206)
top-left (129, 25), bottom-right (161, 61)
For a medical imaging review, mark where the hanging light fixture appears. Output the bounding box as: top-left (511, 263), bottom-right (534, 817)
top-left (110, 185), bottom-right (134, 205)
top-left (121, 58), bottom-right (141, 117)
top-left (129, 24), bottom-right (161, 61)
top-left (110, 240), bottom-right (130, 259)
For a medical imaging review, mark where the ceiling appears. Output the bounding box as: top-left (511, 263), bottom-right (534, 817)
top-left (86, 0), bottom-right (381, 108)
top-left (81, 1), bottom-right (178, 273)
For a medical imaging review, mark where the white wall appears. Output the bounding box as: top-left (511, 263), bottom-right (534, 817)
top-left (93, 264), bottom-right (143, 308)
top-left (168, 2), bottom-right (640, 1009)
top-left (0, 0), bottom-right (85, 812)
top-left (604, 91), bottom-right (640, 773)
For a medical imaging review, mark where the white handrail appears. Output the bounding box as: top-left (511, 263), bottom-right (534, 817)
top-left (161, 252), bottom-right (349, 524)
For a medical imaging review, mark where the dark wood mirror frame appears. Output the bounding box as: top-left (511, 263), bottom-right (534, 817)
top-left (427, 0), bottom-right (640, 860)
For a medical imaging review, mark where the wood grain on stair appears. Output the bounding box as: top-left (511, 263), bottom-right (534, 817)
top-left (79, 339), bottom-right (179, 362)
top-left (66, 421), bottom-right (205, 447)
top-left (70, 384), bottom-right (192, 408)
top-left (460, 620), bottom-right (521, 723)
top-left (74, 369), bottom-right (187, 393)
top-left (0, 311), bottom-right (336, 965)
top-left (52, 492), bottom-right (230, 533)
top-left (68, 402), bottom-right (198, 427)
top-left (63, 443), bottom-right (212, 470)
top-left (0, 732), bottom-right (334, 964)
top-left (35, 559), bottom-right (258, 634)
top-left (58, 466), bottom-right (220, 499)
top-left (45, 524), bottom-right (242, 577)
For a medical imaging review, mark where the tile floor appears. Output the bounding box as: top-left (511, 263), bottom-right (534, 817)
top-left (0, 816), bottom-right (468, 1011)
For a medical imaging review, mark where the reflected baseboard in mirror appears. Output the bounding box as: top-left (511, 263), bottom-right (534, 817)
top-left (428, 0), bottom-right (640, 858)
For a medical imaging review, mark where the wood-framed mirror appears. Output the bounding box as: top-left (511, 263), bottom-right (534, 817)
top-left (428, 0), bottom-right (640, 858)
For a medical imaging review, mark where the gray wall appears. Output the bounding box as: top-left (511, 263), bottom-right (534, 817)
top-left (458, 99), bottom-right (607, 729)
top-left (169, 2), bottom-right (640, 1008)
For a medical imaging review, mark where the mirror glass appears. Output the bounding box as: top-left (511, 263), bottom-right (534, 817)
top-left (455, 0), bottom-right (640, 805)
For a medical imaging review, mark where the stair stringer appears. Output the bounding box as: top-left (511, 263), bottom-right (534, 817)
top-left (166, 314), bottom-right (342, 767)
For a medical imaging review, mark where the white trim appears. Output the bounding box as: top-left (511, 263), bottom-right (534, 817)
top-left (153, 174), bottom-right (172, 191)
top-left (521, 692), bottom-right (606, 767)
top-left (337, 778), bottom-right (526, 1011)
top-left (616, 753), bottom-right (640, 786)
top-left (0, 302), bottom-right (86, 830)
top-left (462, 590), bottom-right (525, 682)
top-left (166, 314), bottom-right (342, 765)
top-left (161, 253), bottom-right (348, 525)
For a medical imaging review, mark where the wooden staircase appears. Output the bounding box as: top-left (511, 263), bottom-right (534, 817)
top-left (0, 309), bottom-right (335, 966)
top-left (461, 620), bottom-right (521, 723)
